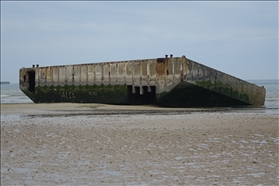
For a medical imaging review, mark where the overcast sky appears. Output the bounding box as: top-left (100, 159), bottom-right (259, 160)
top-left (1, 1), bottom-right (278, 83)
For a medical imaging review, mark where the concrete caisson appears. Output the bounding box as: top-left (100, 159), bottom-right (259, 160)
top-left (19, 55), bottom-right (266, 107)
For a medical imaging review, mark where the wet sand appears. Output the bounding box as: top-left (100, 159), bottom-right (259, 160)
top-left (1, 103), bottom-right (278, 185)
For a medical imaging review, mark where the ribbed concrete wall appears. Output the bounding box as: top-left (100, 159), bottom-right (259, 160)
top-left (31, 59), bottom-right (160, 88)
top-left (19, 55), bottom-right (266, 106)
top-left (180, 57), bottom-right (266, 106)
top-left (23, 58), bottom-right (181, 95)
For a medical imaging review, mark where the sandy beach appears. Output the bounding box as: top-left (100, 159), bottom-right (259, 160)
top-left (1, 103), bottom-right (278, 185)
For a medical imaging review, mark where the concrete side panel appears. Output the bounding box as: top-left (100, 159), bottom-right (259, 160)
top-left (19, 68), bottom-right (27, 87)
top-left (80, 65), bottom-right (87, 85)
top-left (38, 68), bottom-right (47, 86)
top-left (87, 64), bottom-right (94, 85)
top-left (46, 67), bottom-right (53, 86)
top-left (141, 61), bottom-right (148, 77)
top-left (168, 59), bottom-right (174, 76)
top-left (182, 58), bottom-right (187, 77)
top-left (190, 63), bottom-right (197, 80)
top-left (126, 62), bottom-right (133, 85)
top-left (166, 58), bottom-right (181, 87)
top-left (35, 68), bottom-right (39, 87)
top-left (166, 58), bottom-right (176, 86)
top-left (117, 62), bottom-right (126, 84)
top-left (110, 63), bottom-right (117, 84)
top-left (42, 68), bottom-right (47, 85)
top-left (59, 67), bottom-right (66, 85)
top-left (156, 58), bottom-right (166, 78)
top-left (73, 65), bottom-right (80, 85)
top-left (36, 68), bottom-right (40, 86)
top-left (202, 65), bottom-right (209, 79)
top-left (95, 64), bottom-right (102, 85)
top-left (173, 58), bottom-right (181, 79)
top-left (155, 57), bottom-right (187, 93)
top-left (133, 61), bottom-right (141, 85)
top-left (66, 66), bottom-right (73, 85)
top-left (19, 67), bottom-right (32, 92)
top-left (184, 58), bottom-right (266, 105)
top-left (148, 59), bottom-right (156, 85)
top-left (155, 58), bottom-right (167, 92)
top-left (103, 63), bottom-right (110, 85)
top-left (195, 63), bottom-right (208, 81)
top-left (184, 59), bottom-right (192, 81)
top-left (141, 60), bottom-right (148, 85)
top-left (35, 68), bottom-right (39, 86)
top-left (52, 67), bottom-right (59, 86)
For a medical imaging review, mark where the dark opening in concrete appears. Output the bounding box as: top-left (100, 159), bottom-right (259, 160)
top-left (146, 86), bottom-right (156, 104)
top-left (28, 71), bottom-right (35, 93)
top-left (127, 85), bottom-right (156, 104)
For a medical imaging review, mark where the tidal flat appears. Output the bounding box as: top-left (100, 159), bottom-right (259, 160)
top-left (1, 103), bottom-right (278, 185)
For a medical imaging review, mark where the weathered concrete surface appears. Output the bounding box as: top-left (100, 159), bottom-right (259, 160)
top-left (19, 55), bottom-right (266, 107)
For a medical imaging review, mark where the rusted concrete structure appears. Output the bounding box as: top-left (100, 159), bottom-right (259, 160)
top-left (19, 55), bottom-right (266, 107)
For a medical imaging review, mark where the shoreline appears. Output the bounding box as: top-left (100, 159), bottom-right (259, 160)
top-left (1, 103), bottom-right (277, 117)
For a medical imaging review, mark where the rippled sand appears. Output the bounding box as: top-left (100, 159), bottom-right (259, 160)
top-left (1, 103), bottom-right (278, 185)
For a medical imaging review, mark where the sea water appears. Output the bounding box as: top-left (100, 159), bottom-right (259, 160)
top-left (1, 80), bottom-right (278, 113)
top-left (247, 79), bottom-right (278, 114)
top-left (1, 83), bottom-right (33, 104)
top-left (249, 79), bottom-right (278, 109)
